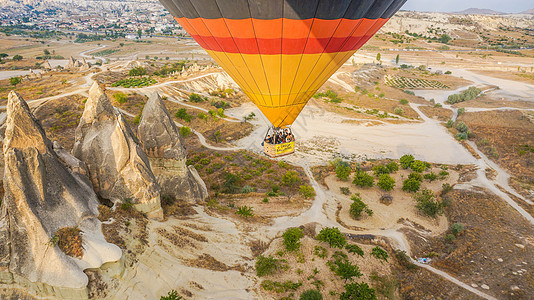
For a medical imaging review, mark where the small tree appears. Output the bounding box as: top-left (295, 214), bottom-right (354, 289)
top-left (439, 34), bottom-right (451, 44)
top-left (377, 174), bottom-right (395, 191)
top-left (371, 246), bottom-right (388, 262)
top-left (372, 164), bottom-right (390, 177)
top-left (175, 108), bottom-right (192, 122)
top-left (340, 282), bottom-right (377, 300)
top-left (400, 154), bottom-right (414, 169)
top-left (189, 93), bottom-right (205, 103)
top-left (414, 189), bottom-right (443, 217)
top-left (352, 170), bottom-right (374, 188)
top-left (376, 53), bottom-right (381, 64)
top-left (316, 227), bottom-right (346, 249)
top-left (402, 178), bottom-right (421, 193)
top-left (349, 195), bottom-right (373, 219)
top-left (336, 161), bottom-right (352, 181)
top-left (0, 53), bottom-right (8, 61)
top-left (13, 54), bottom-right (23, 61)
top-left (386, 162), bottom-right (399, 173)
top-left (395, 54), bottom-right (400, 65)
top-left (283, 227), bottom-right (304, 252)
top-left (410, 160), bottom-right (427, 173)
top-left (345, 244), bottom-right (364, 257)
top-left (333, 260), bottom-right (362, 282)
top-left (179, 126), bottom-right (191, 137)
top-left (10, 76), bottom-right (21, 86)
top-left (299, 184), bottom-right (315, 199)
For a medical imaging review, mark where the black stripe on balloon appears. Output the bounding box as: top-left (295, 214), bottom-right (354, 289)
top-left (160, 0), bottom-right (406, 20)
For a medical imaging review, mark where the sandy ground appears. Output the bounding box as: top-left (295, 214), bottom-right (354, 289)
top-left (109, 207), bottom-right (261, 299)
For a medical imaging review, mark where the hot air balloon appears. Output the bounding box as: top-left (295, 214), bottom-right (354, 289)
top-left (159, 0), bottom-right (406, 157)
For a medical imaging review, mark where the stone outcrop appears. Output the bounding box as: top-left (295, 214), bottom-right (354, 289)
top-left (138, 92), bottom-right (208, 203)
top-left (0, 91), bottom-right (122, 296)
top-left (42, 60), bottom-right (52, 70)
top-left (65, 56), bottom-right (83, 70)
top-left (72, 82), bottom-right (162, 219)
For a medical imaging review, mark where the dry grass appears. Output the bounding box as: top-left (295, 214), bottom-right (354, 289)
top-left (459, 110), bottom-right (534, 183)
top-left (419, 105), bottom-right (453, 121)
top-left (55, 227), bottom-right (83, 258)
top-left (33, 94), bottom-right (85, 150)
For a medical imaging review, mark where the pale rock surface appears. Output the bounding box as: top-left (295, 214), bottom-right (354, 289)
top-left (72, 82), bottom-right (163, 219)
top-left (0, 91), bottom-right (121, 292)
top-left (138, 92), bottom-right (207, 203)
top-left (42, 60), bottom-right (52, 70)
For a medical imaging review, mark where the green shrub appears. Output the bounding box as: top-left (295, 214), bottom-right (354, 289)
top-left (300, 289), bottom-right (323, 300)
top-left (386, 162), bottom-right (399, 173)
top-left (236, 206), bottom-right (254, 218)
top-left (400, 154), bottom-right (414, 169)
top-left (223, 173), bottom-right (241, 193)
top-left (402, 178), bottom-right (421, 193)
top-left (399, 99), bottom-right (409, 105)
top-left (377, 174), bottom-right (395, 191)
top-left (336, 162), bottom-right (352, 181)
top-left (314, 245), bottom-right (327, 258)
top-left (438, 170), bottom-right (449, 179)
top-left (410, 160), bottom-right (427, 173)
top-left (256, 255), bottom-right (281, 277)
top-left (451, 223), bottom-right (464, 236)
top-left (175, 108), bottom-right (192, 122)
top-left (129, 66), bottom-right (147, 76)
top-left (316, 227), bottom-right (346, 249)
top-left (179, 126), bottom-right (191, 137)
top-left (446, 86), bottom-right (481, 104)
top-left (414, 189), bottom-right (443, 217)
top-left (281, 171), bottom-right (301, 187)
top-left (241, 185), bottom-right (255, 193)
top-left (340, 282), bottom-right (377, 300)
top-left (441, 183), bottom-right (453, 195)
top-left (372, 164), bottom-right (390, 177)
top-left (113, 92), bottom-right (128, 104)
top-left (299, 184), bottom-right (316, 199)
top-left (393, 107), bottom-right (404, 115)
top-left (283, 227), bottom-right (304, 252)
top-left (446, 119), bottom-right (454, 128)
top-left (160, 290), bottom-right (182, 300)
top-left (349, 195), bottom-right (373, 219)
top-left (331, 260), bottom-right (362, 282)
top-left (371, 246), bottom-right (388, 262)
top-left (345, 244), bottom-right (364, 257)
top-left (189, 93), bottom-right (206, 102)
top-left (340, 187), bottom-right (351, 195)
top-left (9, 76), bottom-right (21, 86)
top-left (424, 172), bottom-right (438, 182)
top-left (352, 170), bottom-right (374, 188)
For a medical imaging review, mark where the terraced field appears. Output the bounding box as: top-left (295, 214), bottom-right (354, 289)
top-left (385, 75), bottom-right (450, 89)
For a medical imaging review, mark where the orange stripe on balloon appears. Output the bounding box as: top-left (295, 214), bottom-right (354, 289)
top-left (176, 17), bottom-right (383, 39)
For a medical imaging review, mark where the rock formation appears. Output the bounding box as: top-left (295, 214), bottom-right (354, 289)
top-left (65, 56), bottom-right (83, 69)
top-left (138, 92), bottom-right (208, 203)
top-left (42, 60), bottom-right (52, 70)
top-left (0, 91), bottom-right (122, 296)
top-left (72, 82), bottom-right (163, 219)
top-left (79, 58), bottom-right (92, 71)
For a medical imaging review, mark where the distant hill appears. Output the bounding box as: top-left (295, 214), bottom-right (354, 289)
top-left (520, 9), bottom-right (534, 14)
top-left (454, 8), bottom-right (505, 15)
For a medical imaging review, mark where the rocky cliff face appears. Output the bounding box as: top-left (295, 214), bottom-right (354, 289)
top-left (72, 82), bottom-right (163, 219)
top-left (0, 91), bottom-right (121, 293)
top-left (138, 92), bottom-right (208, 203)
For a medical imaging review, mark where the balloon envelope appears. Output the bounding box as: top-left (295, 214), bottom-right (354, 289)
top-left (160, 0), bottom-right (406, 127)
